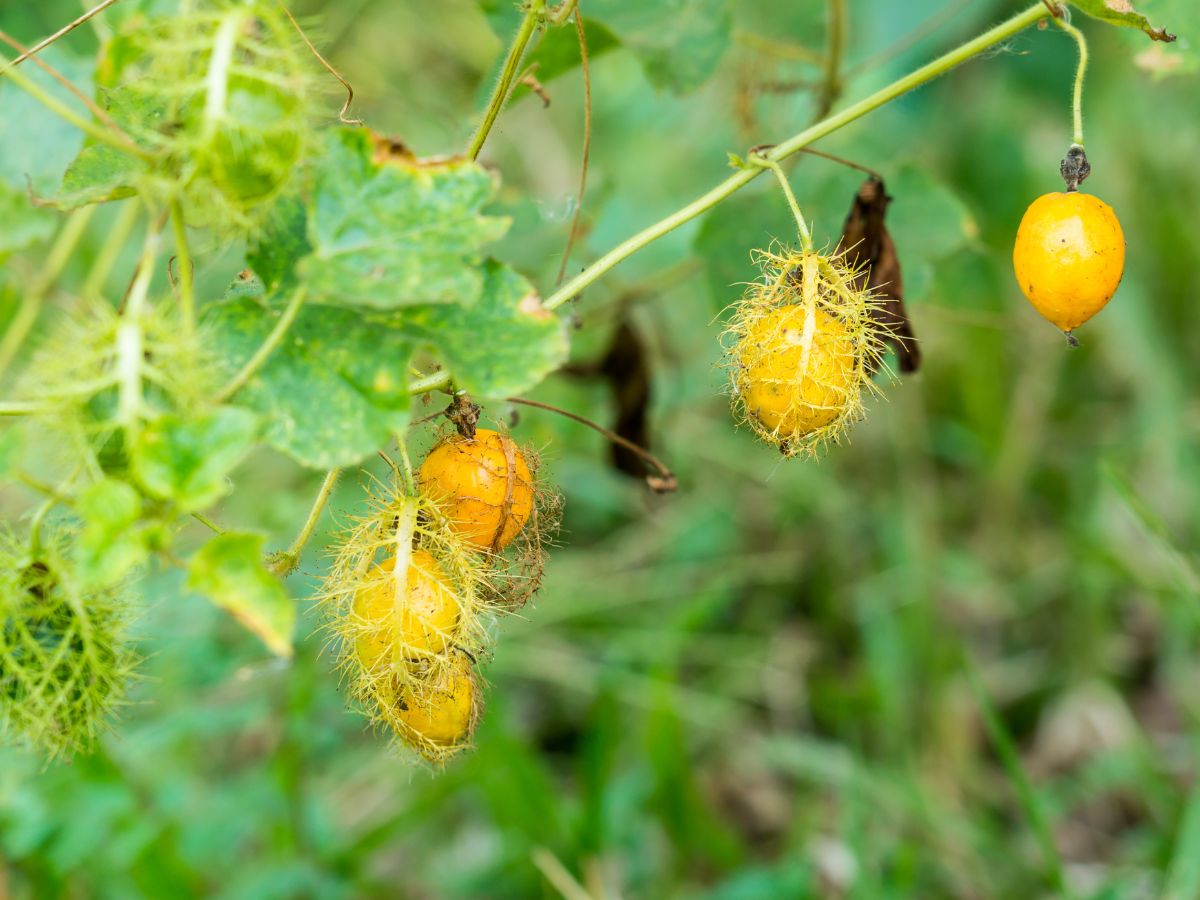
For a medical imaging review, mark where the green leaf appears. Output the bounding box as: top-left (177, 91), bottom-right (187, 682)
top-left (585, 0), bottom-right (731, 94)
top-left (398, 260), bottom-right (568, 397)
top-left (297, 128), bottom-right (509, 309)
top-left (55, 145), bottom-right (141, 209)
top-left (132, 407), bottom-right (260, 511)
top-left (246, 195), bottom-right (310, 292)
top-left (186, 532), bottom-right (294, 658)
top-left (76, 479), bottom-right (149, 589)
top-left (0, 48), bottom-right (94, 194)
top-left (206, 296), bottom-right (413, 468)
top-left (1068, 0), bottom-right (1177, 42)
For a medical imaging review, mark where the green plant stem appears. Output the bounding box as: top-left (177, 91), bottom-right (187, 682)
top-left (817, 0), bottom-right (846, 118)
top-left (0, 49), bottom-right (153, 162)
top-left (82, 199), bottom-right (142, 299)
top-left (547, 0), bottom-right (578, 26)
top-left (116, 222), bottom-right (161, 432)
top-left (1055, 15), bottom-right (1088, 147)
top-left (466, 0), bottom-right (545, 160)
top-left (0, 206), bottom-right (96, 381)
top-left (407, 369), bottom-right (452, 395)
top-left (214, 287), bottom-right (308, 403)
top-left (192, 512), bottom-right (224, 534)
top-left (542, 2), bottom-right (1053, 311)
top-left (0, 402), bottom-right (45, 415)
top-left (749, 155), bottom-right (813, 250)
top-left (394, 434), bottom-right (417, 496)
top-left (169, 201), bottom-right (196, 337)
top-left (270, 468), bottom-right (340, 576)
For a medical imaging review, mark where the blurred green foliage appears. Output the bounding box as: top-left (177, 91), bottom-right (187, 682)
top-left (3, 0), bottom-right (1200, 897)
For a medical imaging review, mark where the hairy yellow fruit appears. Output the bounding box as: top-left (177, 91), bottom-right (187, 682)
top-left (734, 305), bottom-right (857, 439)
top-left (418, 429), bottom-right (534, 552)
top-left (1013, 192), bottom-right (1125, 334)
top-left (353, 549), bottom-right (459, 668)
top-left (395, 654), bottom-right (478, 747)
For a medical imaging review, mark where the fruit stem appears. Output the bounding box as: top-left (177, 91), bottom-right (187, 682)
top-left (748, 153), bottom-right (814, 251)
top-left (466, 0), bottom-right (546, 161)
top-left (506, 396), bottom-right (678, 494)
top-left (408, 370), bottom-right (453, 396)
top-left (394, 433), bottom-right (418, 496)
top-left (270, 468), bottom-right (340, 577)
top-left (1054, 13), bottom-right (1088, 149)
top-left (542, 2), bottom-right (1054, 312)
top-left (214, 285), bottom-right (309, 403)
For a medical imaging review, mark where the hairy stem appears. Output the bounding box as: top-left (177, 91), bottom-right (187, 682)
top-left (270, 468), bottom-right (340, 576)
top-left (3, 0), bottom-right (122, 68)
top-left (466, 0), bottom-right (545, 160)
top-left (82, 199), bottom-right (142, 299)
top-left (1055, 15), bottom-right (1088, 148)
top-left (542, 2), bottom-right (1053, 311)
top-left (169, 201), bottom-right (195, 337)
top-left (215, 286), bottom-right (308, 403)
top-left (0, 48), bottom-right (153, 162)
top-left (0, 206), bottom-right (95, 381)
top-left (116, 222), bottom-right (161, 433)
top-left (749, 154), bottom-right (813, 250)
top-left (816, 0), bottom-right (846, 119)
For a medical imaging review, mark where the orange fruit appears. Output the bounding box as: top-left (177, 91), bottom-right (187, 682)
top-left (734, 305), bottom-right (856, 439)
top-left (418, 429), bottom-right (534, 552)
top-left (1013, 192), bottom-right (1125, 334)
top-left (395, 653), bottom-right (478, 747)
top-left (352, 549), bottom-right (459, 668)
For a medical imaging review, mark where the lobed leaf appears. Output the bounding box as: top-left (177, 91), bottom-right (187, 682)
top-left (397, 260), bottom-right (569, 398)
top-left (297, 129), bottom-right (509, 309)
top-left (186, 532), bottom-right (294, 658)
top-left (206, 295), bottom-right (413, 469)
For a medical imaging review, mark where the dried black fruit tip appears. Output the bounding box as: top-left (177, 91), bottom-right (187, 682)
top-left (1064, 331), bottom-right (1080, 349)
top-left (446, 393), bottom-right (481, 439)
top-left (1060, 145), bottom-right (1091, 193)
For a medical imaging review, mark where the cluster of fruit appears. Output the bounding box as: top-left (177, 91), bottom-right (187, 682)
top-left (323, 426), bottom-right (548, 762)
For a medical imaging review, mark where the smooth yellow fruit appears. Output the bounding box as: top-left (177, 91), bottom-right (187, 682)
top-left (418, 429), bottom-right (534, 552)
top-left (353, 549), bottom-right (459, 668)
top-left (1013, 192), bottom-right (1125, 333)
top-left (395, 654), bottom-right (477, 746)
top-left (735, 305), bottom-right (856, 439)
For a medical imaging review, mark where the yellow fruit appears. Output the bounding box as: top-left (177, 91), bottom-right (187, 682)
top-left (1013, 192), bottom-right (1125, 334)
top-left (352, 549), bottom-right (459, 668)
top-left (734, 305), bottom-right (857, 439)
top-left (418, 429), bottom-right (534, 552)
top-left (395, 654), bottom-right (478, 747)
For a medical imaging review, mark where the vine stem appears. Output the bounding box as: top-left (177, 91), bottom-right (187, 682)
top-left (542, 2), bottom-right (1054, 312)
top-left (407, 369), bottom-right (452, 396)
top-left (466, 0), bottom-right (545, 160)
top-left (169, 201), bottom-right (195, 337)
top-left (116, 217), bottom-right (161, 433)
top-left (269, 468), bottom-right (340, 576)
top-left (1054, 15), bottom-right (1088, 148)
top-left (506, 396), bottom-right (677, 493)
top-left (0, 206), bottom-right (95, 381)
top-left (3, 0), bottom-right (122, 69)
top-left (748, 154), bottom-right (814, 251)
top-left (214, 286), bottom-right (308, 403)
top-left (0, 48), bottom-right (153, 162)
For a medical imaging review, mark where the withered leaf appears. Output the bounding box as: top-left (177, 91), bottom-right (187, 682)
top-left (840, 177), bottom-right (921, 374)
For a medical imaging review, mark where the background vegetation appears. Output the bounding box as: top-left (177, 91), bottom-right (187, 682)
top-left (2, 0), bottom-right (1199, 897)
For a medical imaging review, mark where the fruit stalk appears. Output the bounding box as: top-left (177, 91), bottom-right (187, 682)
top-left (542, 2), bottom-right (1054, 312)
